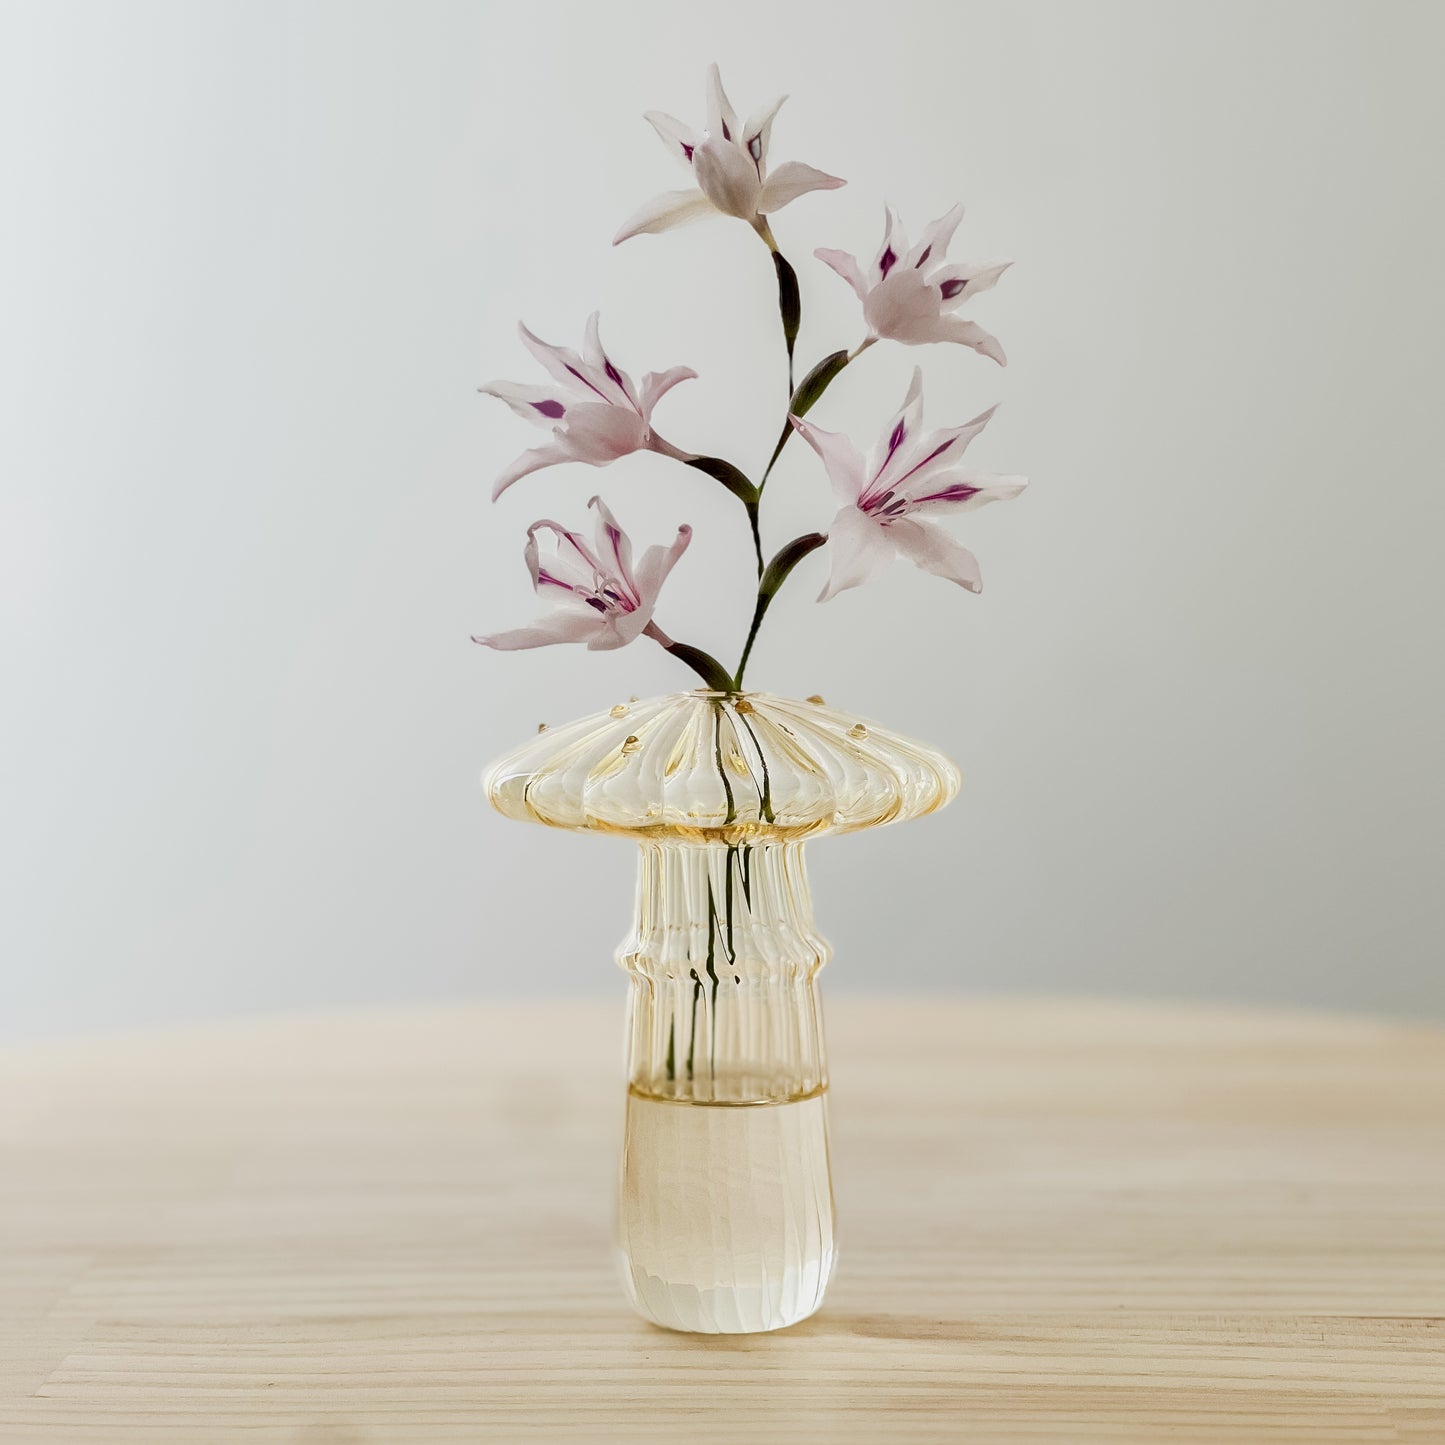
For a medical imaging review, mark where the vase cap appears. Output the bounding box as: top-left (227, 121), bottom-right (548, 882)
top-left (484, 691), bottom-right (960, 842)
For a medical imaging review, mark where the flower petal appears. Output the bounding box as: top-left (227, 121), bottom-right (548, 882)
top-left (882, 404), bottom-right (999, 503)
top-left (582, 312), bottom-right (639, 409)
top-left (580, 310), bottom-right (605, 369)
top-left (587, 495), bottom-right (635, 593)
top-left (903, 471), bottom-right (1028, 515)
top-left (790, 415), bottom-right (867, 504)
top-left (863, 267), bottom-right (949, 344)
top-left (818, 506), bottom-right (895, 601)
top-left (873, 205), bottom-right (906, 280)
top-left (491, 442), bottom-right (571, 501)
top-left (630, 523), bottom-right (693, 615)
top-left (644, 110), bottom-right (698, 166)
top-left (705, 62), bottom-right (738, 143)
top-left (638, 365), bottom-right (697, 417)
top-left (756, 160), bottom-right (846, 214)
top-left (472, 610), bottom-right (599, 651)
top-left (526, 518), bottom-right (604, 594)
top-left (909, 204), bottom-right (963, 269)
top-left (887, 517), bottom-right (983, 592)
top-left (585, 615), bottom-right (642, 651)
top-left (478, 380), bottom-right (569, 425)
top-left (932, 403), bottom-right (999, 456)
top-left (814, 247), bottom-right (868, 302)
top-left (612, 188), bottom-right (716, 245)
top-left (692, 136), bottom-right (761, 218)
top-left (555, 403), bottom-right (650, 464)
top-left (934, 316), bottom-right (1008, 365)
top-left (516, 322), bottom-right (590, 389)
top-left (741, 95), bottom-right (786, 170)
top-left (863, 368), bottom-right (926, 497)
top-left (934, 260), bottom-right (1013, 308)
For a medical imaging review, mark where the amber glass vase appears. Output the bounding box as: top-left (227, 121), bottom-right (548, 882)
top-left (485, 691), bottom-right (959, 1333)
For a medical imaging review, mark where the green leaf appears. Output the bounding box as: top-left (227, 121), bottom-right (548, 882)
top-left (733, 532), bottom-right (829, 688)
top-left (772, 251), bottom-right (801, 346)
top-left (760, 532), bottom-right (827, 600)
top-left (685, 455), bottom-right (758, 505)
top-left (790, 349), bottom-right (849, 419)
top-left (664, 640), bottom-right (737, 694)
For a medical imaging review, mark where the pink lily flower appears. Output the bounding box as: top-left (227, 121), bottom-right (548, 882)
top-left (791, 369), bottom-right (1026, 601)
top-left (614, 63), bottom-right (844, 246)
top-left (480, 313), bottom-right (696, 500)
top-left (816, 206), bottom-right (1012, 363)
top-left (472, 497), bottom-right (692, 652)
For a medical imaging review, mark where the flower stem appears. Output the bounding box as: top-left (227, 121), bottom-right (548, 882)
top-left (745, 499), bottom-right (764, 577)
top-left (733, 532), bottom-right (827, 689)
top-left (653, 439), bottom-right (765, 577)
top-left (644, 621), bottom-right (737, 693)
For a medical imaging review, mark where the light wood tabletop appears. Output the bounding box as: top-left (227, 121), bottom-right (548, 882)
top-left (3, 997), bottom-right (1443, 1443)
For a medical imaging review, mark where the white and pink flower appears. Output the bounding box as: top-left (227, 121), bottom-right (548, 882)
top-left (473, 497), bottom-right (691, 652)
top-left (614, 64), bottom-right (844, 245)
top-left (791, 369), bottom-right (1026, 601)
top-left (480, 313), bottom-right (695, 500)
top-left (816, 206), bottom-right (1011, 362)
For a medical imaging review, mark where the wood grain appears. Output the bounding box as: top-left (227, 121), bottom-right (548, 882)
top-left (3, 997), bottom-right (1443, 1443)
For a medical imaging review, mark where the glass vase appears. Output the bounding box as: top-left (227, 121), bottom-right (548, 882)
top-left (485, 690), bottom-right (959, 1334)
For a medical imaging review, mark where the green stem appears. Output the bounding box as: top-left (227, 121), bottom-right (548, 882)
top-left (733, 532), bottom-right (828, 689)
top-left (654, 440), bottom-right (764, 577)
top-left (745, 499), bottom-right (764, 577)
top-left (644, 621), bottom-right (737, 693)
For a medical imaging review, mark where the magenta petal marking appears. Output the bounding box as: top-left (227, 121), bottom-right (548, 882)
top-left (881, 439), bottom-right (958, 497)
top-left (603, 359), bottom-right (625, 389)
top-left (940, 278), bottom-right (967, 299)
top-left (682, 142), bottom-right (695, 161)
top-left (887, 419), bottom-right (906, 454)
top-left (879, 246), bottom-right (897, 278)
top-left (564, 363), bottom-right (611, 402)
top-left (914, 245), bottom-right (932, 268)
top-left (531, 399), bottom-right (565, 419)
top-left (919, 483), bottom-right (981, 503)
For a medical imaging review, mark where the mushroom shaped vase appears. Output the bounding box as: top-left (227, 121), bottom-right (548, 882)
top-left (485, 689), bottom-right (960, 1333)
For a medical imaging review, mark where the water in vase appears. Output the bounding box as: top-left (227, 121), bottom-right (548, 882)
top-left (617, 1084), bottom-right (836, 1333)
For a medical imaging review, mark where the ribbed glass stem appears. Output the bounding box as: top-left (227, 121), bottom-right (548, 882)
top-left (615, 840), bottom-right (837, 1333)
top-left (620, 841), bottom-right (830, 1104)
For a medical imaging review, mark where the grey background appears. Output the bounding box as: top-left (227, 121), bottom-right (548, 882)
top-left (3, 0), bottom-right (1442, 1042)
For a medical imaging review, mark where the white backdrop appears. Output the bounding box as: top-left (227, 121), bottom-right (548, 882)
top-left (2, 0), bottom-right (1442, 1041)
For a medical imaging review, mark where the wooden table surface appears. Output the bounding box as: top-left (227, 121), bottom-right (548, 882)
top-left (3, 997), bottom-right (1444, 1443)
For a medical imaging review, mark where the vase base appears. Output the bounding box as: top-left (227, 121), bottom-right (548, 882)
top-left (620, 1264), bottom-right (834, 1334)
top-left (615, 1089), bottom-right (836, 1335)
